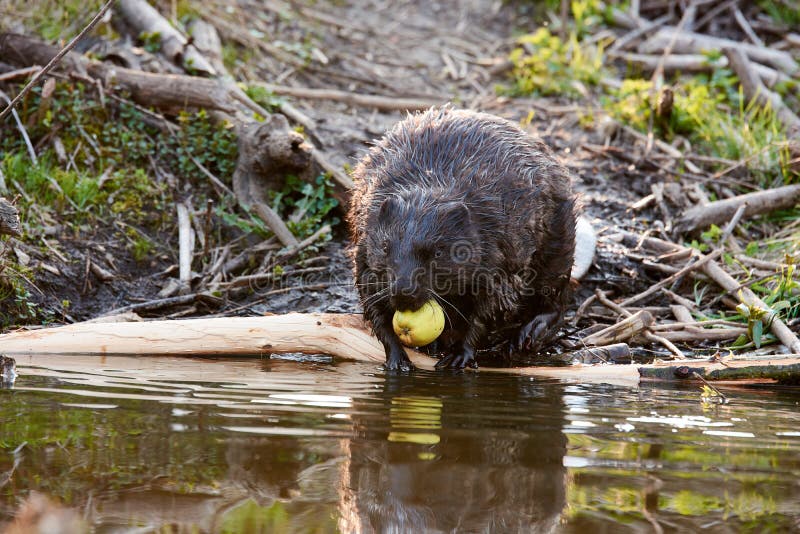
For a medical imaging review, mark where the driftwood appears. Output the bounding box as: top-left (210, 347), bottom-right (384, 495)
top-left (117, 0), bottom-right (216, 76)
top-left (639, 27), bottom-right (799, 74)
top-left (723, 47), bottom-right (800, 137)
top-left (675, 183), bottom-right (800, 234)
top-left (0, 197), bottom-right (21, 237)
top-left (3, 314), bottom-right (800, 385)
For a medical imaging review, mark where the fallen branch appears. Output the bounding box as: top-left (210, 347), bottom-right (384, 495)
top-left (619, 249), bottom-right (723, 306)
top-left (675, 183), bottom-right (800, 234)
top-left (723, 47), bottom-right (800, 137)
top-left (582, 310), bottom-right (654, 346)
top-left (0, 0), bottom-right (114, 123)
top-left (640, 360), bottom-right (800, 384)
top-left (594, 289), bottom-right (684, 358)
top-left (118, 0), bottom-right (216, 76)
top-left (256, 83), bottom-right (443, 111)
top-left (612, 52), bottom-right (792, 89)
top-left (638, 27), bottom-right (798, 74)
top-left (176, 202), bottom-right (194, 292)
top-left (0, 33), bottom-right (237, 113)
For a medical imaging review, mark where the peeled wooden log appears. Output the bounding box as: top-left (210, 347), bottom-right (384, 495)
top-left (3, 314), bottom-right (800, 385)
top-left (675, 183), bottom-right (800, 234)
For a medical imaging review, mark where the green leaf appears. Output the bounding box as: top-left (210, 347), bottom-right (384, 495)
top-left (752, 320), bottom-right (763, 349)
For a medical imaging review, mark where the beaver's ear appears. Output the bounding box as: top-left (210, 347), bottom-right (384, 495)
top-left (377, 195), bottom-right (403, 221)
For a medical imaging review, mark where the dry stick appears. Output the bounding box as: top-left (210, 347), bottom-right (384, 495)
top-left (675, 183), bottom-right (800, 234)
top-left (188, 154), bottom-right (234, 197)
top-left (735, 255), bottom-right (788, 272)
top-left (619, 249), bottom-right (723, 307)
top-left (612, 52), bottom-right (792, 89)
top-left (255, 83), bottom-right (443, 112)
top-left (717, 202), bottom-right (747, 246)
top-left (0, 90), bottom-right (37, 164)
top-left (0, 66), bottom-right (40, 82)
top-left (731, 6), bottom-right (764, 47)
top-left (582, 310), bottom-right (654, 346)
top-left (595, 289), bottom-right (685, 358)
top-left (620, 124), bottom-right (702, 174)
top-left (663, 288), bottom-right (699, 311)
top-left (703, 260), bottom-right (800, 353)
top-left (670, 304), bottom-right (695, 323)
top-left (608, 14), bottom-right (672, 54)
top-left (276, 224), bottom-right (331, 259)
top-left (0, 0), bottom-right (114, 123)
top-left (117, 0), bottom-right (216, 76)
top-left (723, 47), bottom-right (800, 137)
top-left (692, 0), bottom-right (738, 30)
top-left (176, 203), bottom-right (194, 293)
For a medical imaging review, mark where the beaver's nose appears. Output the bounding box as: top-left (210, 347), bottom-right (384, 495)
top-left (390, 277), bottom-right (426, 311)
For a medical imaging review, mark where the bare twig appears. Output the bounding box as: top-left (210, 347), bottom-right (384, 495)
top-left (254, 82), bottom-right (443, 112)
top-left (619, 249), bottom-right (723, 307)
top-left (0, 66), bottom-right (40, 82)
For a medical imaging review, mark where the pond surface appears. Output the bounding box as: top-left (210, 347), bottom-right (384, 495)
top-left (1, 354), bottom-right (800, 532)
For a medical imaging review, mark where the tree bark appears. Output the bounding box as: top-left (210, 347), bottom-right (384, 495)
top-left (0, 197), bottom-right (21, 237)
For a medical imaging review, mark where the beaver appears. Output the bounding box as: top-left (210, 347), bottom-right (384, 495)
top-left (348, 107), bottom-right (581, 371)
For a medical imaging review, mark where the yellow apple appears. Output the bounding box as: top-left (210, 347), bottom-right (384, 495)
top-left (392, 299), bottom-right (445, 347)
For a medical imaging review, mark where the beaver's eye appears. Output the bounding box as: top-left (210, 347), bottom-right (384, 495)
top-left (434, 248), bottom-right (444, 259)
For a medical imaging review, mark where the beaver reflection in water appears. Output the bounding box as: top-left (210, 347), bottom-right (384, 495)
top-left (348, 107), bottom-right (577, 371)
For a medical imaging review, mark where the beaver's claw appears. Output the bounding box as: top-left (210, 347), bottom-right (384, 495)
top-left (385, 344), bottom-right (415, 372)
top-left (435, 346), bottom-right (477, 370)
top-left (510, 312), bottom-right (558, 355)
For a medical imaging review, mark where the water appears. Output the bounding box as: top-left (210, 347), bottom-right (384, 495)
top-left (2, 355), bottom-right (800, 533)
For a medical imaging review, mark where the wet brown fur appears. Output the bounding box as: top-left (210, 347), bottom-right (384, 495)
top-left (348, 107), bottom-right (577, 370)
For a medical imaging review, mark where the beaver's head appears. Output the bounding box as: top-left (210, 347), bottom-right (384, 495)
top-left (366, 189), bottom-right (482, 311)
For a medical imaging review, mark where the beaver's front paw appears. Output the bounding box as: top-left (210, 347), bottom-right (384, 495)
top-left (385, 344), bottom-right (415, 372)
top-left (435, 346), bottom-right (477, 370)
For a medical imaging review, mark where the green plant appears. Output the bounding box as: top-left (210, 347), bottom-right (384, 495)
top-left (505, 28), bottom-right (607, 97)
top-left (138, 31), bottom-right (162, 53)
top-left (243, 85), bottom-right (285, 113)
top-left (270, 174), bottom-right (340, 240)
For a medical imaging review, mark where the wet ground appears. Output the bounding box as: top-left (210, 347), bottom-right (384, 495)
top-left (2, 354), bottom-right (800, 532)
